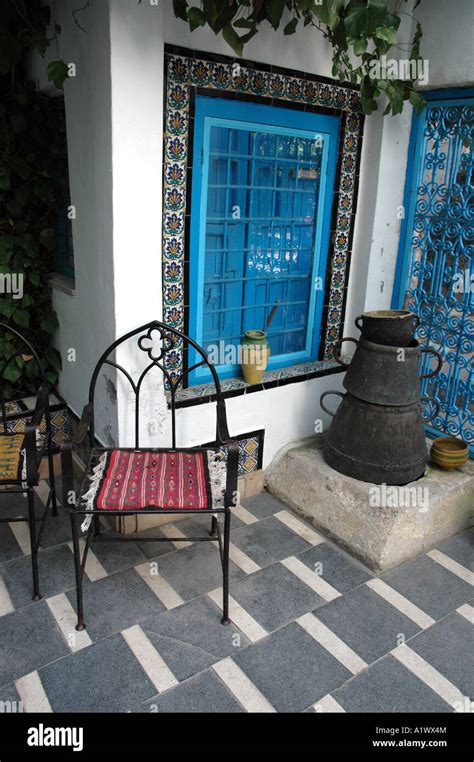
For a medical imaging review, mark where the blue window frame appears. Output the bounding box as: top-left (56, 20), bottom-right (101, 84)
top-left (188, 96), bottom-right (340, 384)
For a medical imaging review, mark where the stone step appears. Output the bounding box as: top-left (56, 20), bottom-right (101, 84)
top-left (265, 436), bottom-right (474, 572)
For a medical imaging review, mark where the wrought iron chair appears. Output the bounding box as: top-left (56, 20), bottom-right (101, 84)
top-left (0, 323), bottom-right (58, 600)
top-left (62, 320), bottom-right (239, 631)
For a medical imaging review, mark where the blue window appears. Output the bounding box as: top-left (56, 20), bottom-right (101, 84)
top-left (188, 96), bottom-right (340, 384)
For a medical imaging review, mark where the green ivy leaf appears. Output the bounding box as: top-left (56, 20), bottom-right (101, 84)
top-left (12, 309), bottom-right (29, 329)
top-left (187, 7), bottom-right (206, 31)
top-left (172, 0), bottom-right (188, 21)
top-left (409, 89), bottom-right (426, 115)
top-left (313, 0), bottom-right (345, 29)
top-left (3, 363), bottom-right (22, 384)
top-left (47, 60), bottom-right (69, 89)
top-left (353, 37), bottom-right (367, 55)
top-left (266, 0), bottom-right (286, 30)
top-left (284, 18), bottom-right (298, 34)
top-left (222, 24), bottom-right (244, 56)
top-left (345, 0), bottom-right (388, 40)
top-left (41, 313), bottom-right (59, 334)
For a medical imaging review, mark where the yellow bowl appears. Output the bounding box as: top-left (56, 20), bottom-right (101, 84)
top-left (430, 437), bottom-right (468, 470)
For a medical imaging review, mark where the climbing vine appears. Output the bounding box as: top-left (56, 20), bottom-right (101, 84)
top-left (0, 0), bottom-right (68, 397)
top-left (172, 0), bottom-right (426, 116)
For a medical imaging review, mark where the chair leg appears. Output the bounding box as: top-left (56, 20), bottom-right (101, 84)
top-left (70, 512), bottom-right (86, 631)
top-left (47, 438), bottom-right (59, 517)
top-left (210, 515), bottom-right (218, 537)
top-left (93, 515), bottom-right (101, 537)
top-left (221, 508), bottom-right (231, 625)
top-left (27, 489), bottom-right (41, 601)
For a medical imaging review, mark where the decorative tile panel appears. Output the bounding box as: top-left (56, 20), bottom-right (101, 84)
top-left (163, 47), bottom-right (364, 380)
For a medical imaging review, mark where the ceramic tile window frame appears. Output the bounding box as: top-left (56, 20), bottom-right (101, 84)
top-left (162, 45), bottom-right (364, 389)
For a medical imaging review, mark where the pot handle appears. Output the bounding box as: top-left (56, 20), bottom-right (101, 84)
top-left (420, 347), bottom-right (443, 379)
top-left (420, 396), bottom-right (440, 423)
top-left (333, 337), bottom-right (359, 368)
top-left (411, 313), bottom-right (421, 329)
top-left (320, 390), bottom-right (344, 418)
top-left (354, 314), bottom-right (363, 332)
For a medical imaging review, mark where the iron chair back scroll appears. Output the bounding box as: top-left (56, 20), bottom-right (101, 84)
top-left (0, 322), bottom-right (58, 600)
top-left (62, 320), bottom-right (239, 630)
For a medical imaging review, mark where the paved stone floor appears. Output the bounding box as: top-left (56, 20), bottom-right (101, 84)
top-left (0, 481), bottom-right (472, 713)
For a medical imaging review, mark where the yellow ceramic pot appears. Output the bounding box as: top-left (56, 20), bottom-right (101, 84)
top-left (241, 330), bottom-right (270, 385)
top-left (430, 437), bottom-right (468, 470)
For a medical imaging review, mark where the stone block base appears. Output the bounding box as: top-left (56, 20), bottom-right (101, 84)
top-left (265, 436), bottom-right (473, 572)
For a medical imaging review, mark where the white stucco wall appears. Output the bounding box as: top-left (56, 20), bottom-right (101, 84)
top-left (36, 0), bottom-right (473, 465)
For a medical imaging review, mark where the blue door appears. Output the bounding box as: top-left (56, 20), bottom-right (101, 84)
top-left (393, 90), bottom-right (474, 455)
top-left (188, 97), bottom-right (340, 384)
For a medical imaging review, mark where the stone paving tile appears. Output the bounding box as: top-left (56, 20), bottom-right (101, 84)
top-left (229, 562), bottom-right (325, 632)
top-left (39, 633), bottom-right (157, 712)
top-left (155, 541), bottom-right (245, 602)
top-left (240, 491), bottom-right (287, 519)
top-left (0, 682), bottom-right (22, 710)
top-left (296, 542), bottom-right (372, 594)
top-left (233, 621), bottom-right (351, 712)
top-left (331, 654), bottom-right (453, 713)
top-left (0, 601), bottom-right (69, 686)
top-left (138, 670), bottom-right (244, 713)
top-left (141, 596), bottom-right (250, 682)
top-left (407, 612), bottom-right (474, 700)
top-left (381, 555), bottom-right (473, 620)
top-left (65, 568), bottom-right (167, 641)
top-left (315, 585), bottom-right (420, 664)
top-left (230, 514), bottom-right (311, 568)
top-left (86, 537), bottom-right (147, 575)
top-left (0, 480), bottom-right (471, 714)
top-left (0, 523), bottom-right (23, 563)
top-left (126, 525), bottom-right (177, 560)
top-left (39, 509), bottom-right (78, 550)
top-left (1, 544), bottom-right (76, 609)
top-left (434, 528), bottom-right (474, 571)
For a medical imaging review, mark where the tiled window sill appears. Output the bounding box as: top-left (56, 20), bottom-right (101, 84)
top-left (169, 359), bottom-right (343, 409)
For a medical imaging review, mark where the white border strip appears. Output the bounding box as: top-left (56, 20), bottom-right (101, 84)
top-left (67, 540), bottom-right (108, 582)
top-left (135, 562), bottom-right (184, 609)
top-left (0, 576), bottom-right (14, 616)
top-left (297, 613), bottom-right (367, 675)
top-left (367, 578), bottom-right (435, 629)
top-left (159, 523), bottom-right (193, 549)
top-left (274, 510), bottom-right (324, 546)
top-left (427, 550), bottom-right (474, 586)
top-left (313, 694), bottom-right (346, 713)
top-left (456, 603), bottom-right (474, 623)
top-left (208, 588), bottom-right (267, 643)
top-left (232, 505), bottom-right (258, 525)
top-left (212, 541), bottom-right (260, 575)
top-left (122, 625), bottom-right (178, 694)
top-left (8, 522), bottom-right (31, 556)
top-left (15, 671), bottom-right (53, 713)
top-left (282, 557), bottom-right (341, 601)
top-left (392, 645), bottom-right (466, 711)
top-left (46, 593), bottom-right (92, 652)
top-left (213, 657), bottom-right (276, 713)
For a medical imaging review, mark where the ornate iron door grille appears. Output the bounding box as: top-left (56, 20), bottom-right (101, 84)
top-left (395, 94), bottom-right (473, 455)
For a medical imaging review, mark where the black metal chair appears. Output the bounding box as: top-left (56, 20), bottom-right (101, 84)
top-left (61, 320), bottom-right (239, 631)
top-left (0, 323), bottom-right (58, 600)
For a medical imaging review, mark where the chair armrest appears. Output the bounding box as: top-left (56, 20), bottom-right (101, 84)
top-left (60, 404), bottom-right (93, 508)
top-left (30, 383), bottom-right (49, 428)
top-left (224, 439), bottom-right (239, 508)
top-left (21, 383), bottom-right (50, 485)
top-left (23, 421), bottom-right (40, 486)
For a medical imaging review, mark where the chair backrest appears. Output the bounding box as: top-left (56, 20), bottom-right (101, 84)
top-left (0, 322), bottom-right (48, 432)
top-left (88, 320), bottom-right (230, 449)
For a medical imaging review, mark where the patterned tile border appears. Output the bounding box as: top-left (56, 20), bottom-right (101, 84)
top-left (201, 429), bottom-right (264, 475)
top-left (163, 45), bottom-right (364, 384)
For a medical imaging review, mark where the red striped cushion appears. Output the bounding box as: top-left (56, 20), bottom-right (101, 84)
top-left (95, 450), bottom-right (212, 511)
